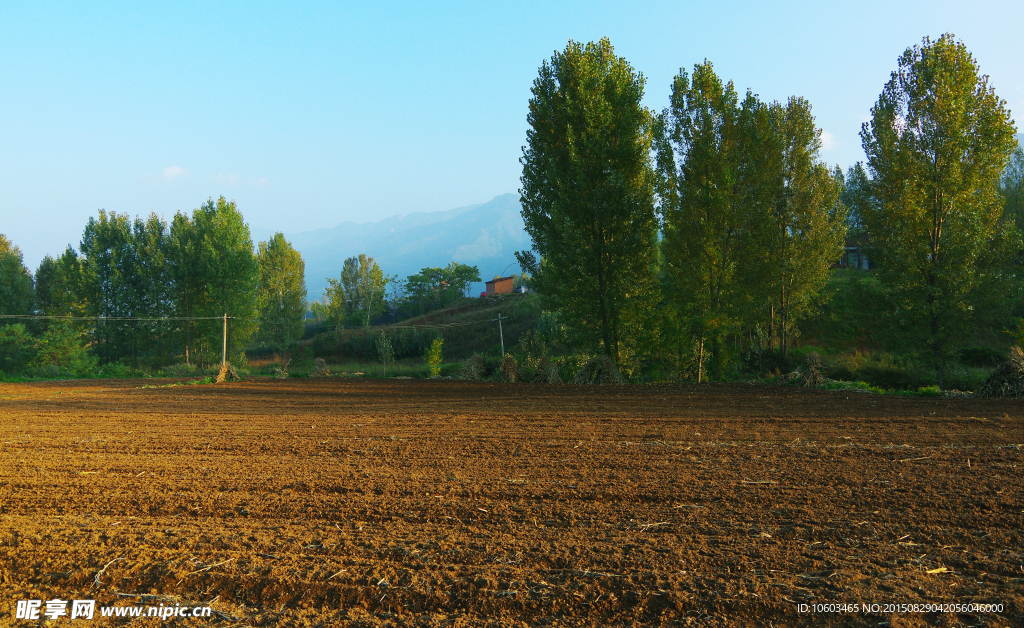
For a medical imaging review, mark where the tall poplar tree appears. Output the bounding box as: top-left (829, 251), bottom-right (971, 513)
top-left (192, 197), bottom-right (260, 362)
top-left (861, 34), bottom-right (1019, 389)
top-left (167, 197), bottom-right (259, 365)
top-left (324, 254), bottom-right (389, 327)
top-left (760, 98), bottom-right (848, 359)
top-left (655, 62), bottom-right (745, 380)
top-left (168, 211), bottom-right (205, 364)
top-left (78, 211), bottom-right (174, 366)
top-left (656, 67), bottom-right (846, 375)
top-left (518, 38), bottom-right (659, 367)
top-left (79, 211), bottom-right (142, 363)
top-left (256, 233), bottom-right (307, 348)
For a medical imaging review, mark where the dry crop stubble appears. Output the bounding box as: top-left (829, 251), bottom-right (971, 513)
top-left (0, 378), bottom-right (1022, 626)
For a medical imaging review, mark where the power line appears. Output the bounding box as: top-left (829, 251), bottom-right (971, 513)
top-left (2, 293), bottom-right (532, 330)
top-left (0, 315), bottom-right (234, 321)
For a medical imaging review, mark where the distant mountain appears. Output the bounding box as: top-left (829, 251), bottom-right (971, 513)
top-left (257, 194), bottom-right (532, 300)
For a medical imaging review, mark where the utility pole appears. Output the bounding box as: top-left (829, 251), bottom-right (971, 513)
top-left (492, 312), bottom-right (507, 356)
top-left (222, 313), bottom-right (228, 367)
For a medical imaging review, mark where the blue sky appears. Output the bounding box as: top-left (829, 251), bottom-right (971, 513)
top-left (2, 0), bottom-right (1022, 270)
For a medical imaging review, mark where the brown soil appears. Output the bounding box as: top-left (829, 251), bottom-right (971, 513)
top-left (1, 379), bottom-right (1022, 627)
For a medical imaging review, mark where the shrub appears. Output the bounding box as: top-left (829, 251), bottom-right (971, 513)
top-left (97, 362), bottom-right (133, 378)
top-left (160, 362), bottom-right (200, 377)
top-left (459, 354), bottom-right (486, 380)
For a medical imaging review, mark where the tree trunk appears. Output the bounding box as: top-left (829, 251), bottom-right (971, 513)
top-left (696, 334), bottom-right (705, 383)
top-left (931, 312), bottom-right (946, 391)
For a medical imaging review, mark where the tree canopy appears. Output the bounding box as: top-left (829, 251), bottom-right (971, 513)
top-left (404, 262), bottom-right (481, 314)
top-left (0, 235), bottom-right (35, 317)
top-left (519, 37), bottom-right (660, 368)
top-left (256, 232), bottom-right (307, 348)
top-left (860, 33), bottom-right (1019, 389)
top-left (324, 254), bottom-right (390, 327)
top-left (655, 64), bottom-right (847, 378)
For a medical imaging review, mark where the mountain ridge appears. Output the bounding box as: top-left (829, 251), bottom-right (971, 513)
top-left (253, 194), bottom-right (531, 300)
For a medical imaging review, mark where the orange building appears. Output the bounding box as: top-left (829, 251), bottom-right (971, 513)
top-left (484, 276), bottom-right (515, 296)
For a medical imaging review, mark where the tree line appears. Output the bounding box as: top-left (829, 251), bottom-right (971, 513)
top-left (518, 35), bottom-right (1022, 388)
top-left (0, 195), bottom-right (488, 375)
top-left (310, 258), bottom-right (482, 326)
top-left (0, 197), bottom-right (306, 372)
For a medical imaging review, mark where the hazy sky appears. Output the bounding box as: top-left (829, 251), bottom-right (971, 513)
top-left (3, 0), bottom-right (1022, 270)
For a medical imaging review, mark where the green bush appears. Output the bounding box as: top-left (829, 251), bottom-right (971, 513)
top-left (0, 324), bottom-right (35, 374)
top-left (819, 380), bottom-right (886, 394)
top-left (159, 362), bottom-right (200, 377)
top-left (958, 346), bottom-right (1003, 367)
top-left (313, 327), bottom-right (438, 362)
top-left (98, 362), bottom-right (134, 378)
top-left (33, 322), bottom-right (96, 376)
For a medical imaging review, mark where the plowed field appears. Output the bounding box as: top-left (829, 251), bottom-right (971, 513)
top-left (1, 378), bottom-right (1022, 627)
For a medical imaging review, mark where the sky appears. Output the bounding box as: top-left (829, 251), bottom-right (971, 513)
top-left (2, 0), bottom-right (1023, 271)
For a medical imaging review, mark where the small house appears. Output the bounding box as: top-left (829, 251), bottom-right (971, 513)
top-left (485, 276), bottom-right (515, 296)
top-left (835, 233), bottom-right (871, 270)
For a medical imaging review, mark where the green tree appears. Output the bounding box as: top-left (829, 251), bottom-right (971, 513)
top-left (861, 34), bottom-right (1019, 389)
top-left (326, 254), bottom-right (389, 327)
top-left (403, 262), bottom-right (480, 314)
top-left (32, 320), bottom-right (96, 376)
top-left (168, 210), bottom-right (205, 363)
top-left (256, 233), bottom-right (307, 348)
top-left (654, 61), bottom-right (746, 380)
top-left (0, 324), bottom-right (35, 374)
top-left (79, 211), bottom-right (144, 363)
top-left (167, 197), bottom-right (259, 365)
top-left (424, 336), bottom-right (443, 377)
top-left (1001, 146), bottom-right (1024, 229)
top-left (133, 214), bottom-right (175, 361)
top-left (442, 262), bottom-right (481, 300)
top-left (518, 38), bottom-right (659, 367)
top-left (35, 247), bottom-right (90, 345)
top-left (376, 331), bottom-right (395, 376)
top-left (78, 211), bottom-right (174, 366)
top-left (192, 197), bottom-right (260, 363)
top-left (0, 235), bottom-right (35, 317)
top-left (655, 67), bottom-right (846, 374)
top-left (840, 163), bottom-right (873, 235)
top-left (759, 98), bottom-right (848, 360)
